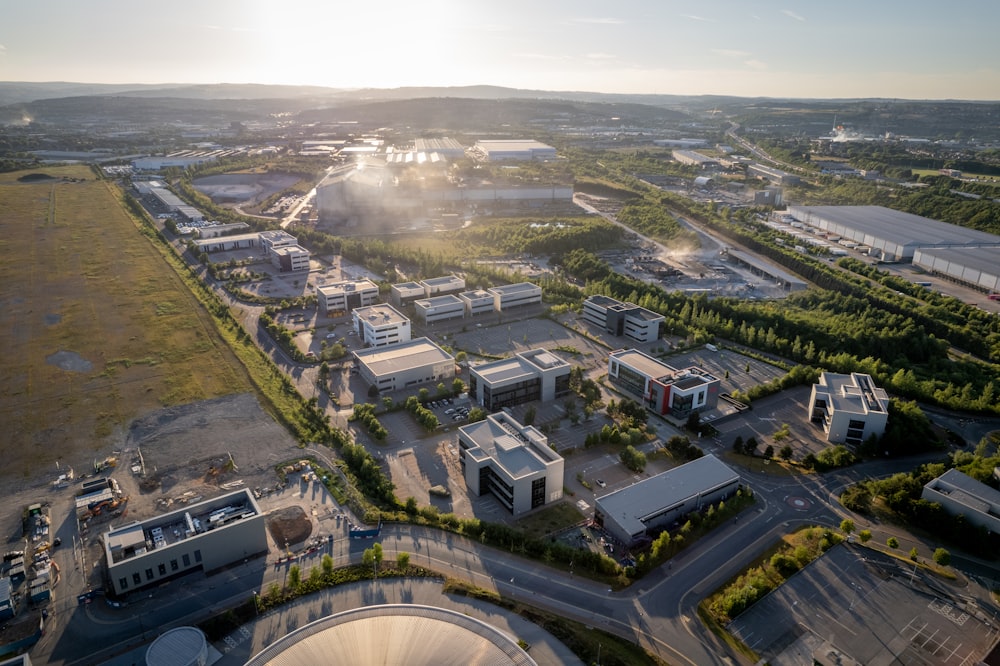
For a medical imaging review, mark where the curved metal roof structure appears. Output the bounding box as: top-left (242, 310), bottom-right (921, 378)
top-left (244, 604), bottom-right (537, 666)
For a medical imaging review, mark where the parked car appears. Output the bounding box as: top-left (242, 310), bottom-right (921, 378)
top-left (596, 479), bottom-right (607, 488)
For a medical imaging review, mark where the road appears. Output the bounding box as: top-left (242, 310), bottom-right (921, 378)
top-left (50, 194), bottom-right (997, 665)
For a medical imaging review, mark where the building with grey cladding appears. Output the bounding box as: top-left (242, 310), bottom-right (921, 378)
top-left (389, 281), bottom-right (426, 308)
top-left (583, 295), bottom-right (664, 343)
top-left (457, 413), bottom-right (564, 515)
top-left (787, 205), bottom-right (1000, 263)
top-left (594, 454), bottom-right (740, 546)
top-left (104, 489), bottom-right (265, 597)
top-left (352, 337), bottom-right (454, 392)
top-left (488, 282), bottom-right (542, 311)
top-left (421, 275), bottom-right (465, 297)
top-left (414, 294), bottom-right (465, 324)
top-left (921, 468), bottom-right (1000, 534)
top-left (459, 289), bottom-right (495, 317)
top-left (913, 246), bottom-right (1000, 293)
top-left (469, 349), bottom-right (572, 411)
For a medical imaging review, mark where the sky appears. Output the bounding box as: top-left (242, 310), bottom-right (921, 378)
top-left (2, 0), bottom-right (999, 100)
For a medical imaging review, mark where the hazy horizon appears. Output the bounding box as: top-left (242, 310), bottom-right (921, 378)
top-left (3, 0), bottom-right (999, 101)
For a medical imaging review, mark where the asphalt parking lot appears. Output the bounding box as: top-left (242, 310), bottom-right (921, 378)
top-left (728, 543), bottom-right (1000, 666)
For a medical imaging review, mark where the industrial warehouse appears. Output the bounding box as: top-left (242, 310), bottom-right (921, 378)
top-left (352, 337), bottom-right (455, 392)
top-left (786, 206), bottom-right (1000, 280)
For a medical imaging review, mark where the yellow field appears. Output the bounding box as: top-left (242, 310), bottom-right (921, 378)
top-left (0, 166), bottom-right (251, 478)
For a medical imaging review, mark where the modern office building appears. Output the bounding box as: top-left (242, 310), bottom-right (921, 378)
top-left (807, 372), bottom-right (889, 446)
top-left (607, 349), bottom-right (720, 418)
top-left (594, 455), bottom-right (740, 546)
top-left (352, 337), bottom-right (454, 393)
top-left (389, 281), bottom-right (427, 308)
top-left (582, 295), bottom-right (664, 343)
top-left (270, 244), bottom-right (311, 272)
top-left (420, 275), bottom-right (466, 297)
top-left (459, 289), bottom-right (495, 317)
top-left (104, 489), bottom-right (266, 597)
top-left (488, 282), bottom-right (542, 311)
top-left (469, 349), bottom-right (572, 411)
top-left (258, 230), bottom-right (299, 256)
top-left (352, 304), bottom-right (411, 348)
top-left (457, 413), bottom-right (564, 515)
top-left (413, 294), bottom-right (465, 325)
top-left (921, 469), bottom-right (1000, 534)
top-left (317, 279), bottom-right (379, 314)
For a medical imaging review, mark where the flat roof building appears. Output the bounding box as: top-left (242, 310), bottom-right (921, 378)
top-left (458, 413), bottom-right (564, 515)
top-left (807, 372), bottom-right (889, 446)
top-left (191, 232), bottom-right (259, 254)
top-left (672, 150), bottom-right (719, 168)
top-left (459, 289), bottom-right (495, 317)
top-left (413, 137), bottom-right (467, 159)
top-left (595, 454), bottom-right (740, 546)
top-left (353, 337), bottom-right (454, 393)
top-left (608, 349), bottom-right (720, 419)
top-left (488, 282), bottom-right (542, 311)
top-left (921, 468), bottom-right (1000, 535)
top-left (389, 281), bottom-right (426, 308)
top-left (748, 163), bottom-right (801, 186)
top-left (912, 246), bottom-right (1000, 293)
top-left (787, 205), bottom-right (1000, 263)
top-left (420, 275), bottom-right (466, 297)
top-left (472, 140), bottom-right (556, 162)
top-left (352, 304), bottom-right (411, 348)
top-left (469, 349), bottom-right (572, 411)
top-left (270, 244), bottom-right (311, 272)
top-left (258, 230), bottom-right (299, 257)
top-left (104, 489), bottom-right (265, 597)
top-left (583, 295), bottom-right (664, 343)
top-left (414, 294), bottom-right (465, 325)
top-left (317, 279), bottom-right (379, 315)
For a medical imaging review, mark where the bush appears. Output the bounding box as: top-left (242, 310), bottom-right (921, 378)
top-left (933, 548), bottom-right (951, 566)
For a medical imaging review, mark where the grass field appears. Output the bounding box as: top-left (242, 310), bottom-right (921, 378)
top-left (0, 166), bottom-right (251, 479)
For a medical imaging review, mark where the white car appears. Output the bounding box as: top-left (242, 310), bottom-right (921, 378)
top-left (596, 479), bottom-right (607, 488)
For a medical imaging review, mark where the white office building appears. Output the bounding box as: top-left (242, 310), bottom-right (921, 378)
top-left (607, 349), bottom-right (720, 418)
top-left (389, 282), bottom-right (426, 308)
top-left (353, 338), bottom-right (454, 393)
top-left (317, 279), bottom-right (379, 314)
top-left (414, 294), bottom-right (465, 325)
top-left (807, 372), bottom-right (890, 445)
top-left (352, 304), bottom-right (411, 348)
top-left (457, 413), bottom-right (564, 515)
top-left (488, 282), bottom-right (542, 311)
top-left (258, 230), bottom-right (299, 256)
top-left (270, 244), bottom-right (311, 272)
top-left (420, 275), bottom-right (466, 297)
top-left (459, 289), bottom-right (495, 317)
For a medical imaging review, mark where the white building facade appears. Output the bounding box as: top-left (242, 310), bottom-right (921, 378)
top-left (582, 295), bottom-right (664, 343)
top-left (352, 304), bottom-right (411, 348)
top-left (352, 338), bottom-right (454, 393)
top-left (488, 282), bottom-right (542, 311)
top-left (413, 295), bottom-right (465, 325)
top-left (457, 413), bottom-right (564, 515)
top-left (317, 280), bottom-right (379, 314)
top-left (808, 372), bottom-right (889, 445)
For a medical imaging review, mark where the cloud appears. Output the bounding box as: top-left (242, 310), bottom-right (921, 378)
top-left (0, 44), bottom-right (6, 52)
top-left (713, 49), bottom-right (751, 58)
top-left (572, 17), bottom-right (625, 25)
top-left (513, 52), bottom-right (572, 62)
top-left (743, 59), bottom-right (768, 70)
top-left (681, 14), bottom-right (713, 22)
top-left (586, 53), bottom-right (618, 60)
top-left (781, 9), bottom-right (806, 21)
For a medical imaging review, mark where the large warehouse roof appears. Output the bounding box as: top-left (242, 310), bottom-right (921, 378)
top-left (353, 338), bottom-right (452, 376)
top-left (245, 604), bottom-right (536, 666)
top-left (787, 206), bottom-right (1000, 247)
top-left (596, 455), bottom-right (739, 537)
